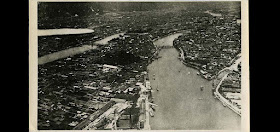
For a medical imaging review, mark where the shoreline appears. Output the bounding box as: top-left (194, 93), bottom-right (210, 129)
top-left (213, 56), bottom-right (242, 116)
top-left (173, 42), bottom-right (241, 116)
top-left (148, 37), bottom-right (241, 129)
top-left (141, 33), bottom-right (241, 129)
top-left (213, 73), bottom-right (241, 116)
top-left (182, 59), bottom-right (241, 116)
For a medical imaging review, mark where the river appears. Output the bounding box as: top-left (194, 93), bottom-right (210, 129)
top-left (38, 29), bottom-right (123, 65)
top-left (38, 29), bottom-right (241, 129)
top-left (148, 34), bottom-right (241, 130)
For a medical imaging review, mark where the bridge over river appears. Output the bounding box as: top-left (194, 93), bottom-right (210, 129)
top-left (37, 29), bottom-right (241, 130)
top-left (148, 33), bottom-right (241, 130)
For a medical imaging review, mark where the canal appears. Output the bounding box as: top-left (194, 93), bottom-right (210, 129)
top-left (148, 34), bottom-right (241, 130)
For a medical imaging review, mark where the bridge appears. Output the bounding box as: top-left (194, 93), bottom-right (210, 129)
top-left (73, 101), bottom-right (116, 130)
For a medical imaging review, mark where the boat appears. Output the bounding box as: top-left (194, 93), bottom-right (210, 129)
top-left (200, 86), bottom-right (204, 91)
top-left (197, 72), bottom-right (200, 75)
top-left (149, 111), bottom-right (154, 117)
top-left (198, 98), bottom-right (203, 100)
top-left (151, 105), bottom-right (156, 111)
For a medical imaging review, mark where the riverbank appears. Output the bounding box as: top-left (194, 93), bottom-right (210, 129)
top-left (38, 31), bottom-right (156, 130)
top-left (214, 73), bottom-right (241, 116)
top-left (213, 56), bottom-right (241, 116)
top-left (36, 2), bottom-right (242, 130)
top-left (148, 34), bottom-right (240, 130)
top-left (179, 49), bottom-right (242, 116)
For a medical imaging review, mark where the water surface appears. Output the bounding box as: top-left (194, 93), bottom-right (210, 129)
top-left (148, 34), bottom-right (240, 130)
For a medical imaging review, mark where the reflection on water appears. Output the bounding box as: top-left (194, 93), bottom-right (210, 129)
top-left (148, 34), bottom-right (240, 130)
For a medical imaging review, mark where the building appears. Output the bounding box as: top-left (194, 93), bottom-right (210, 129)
top-left (225, 92), bottom-right (241, 100)
top-left (145, 81), bottom-right (151, 90)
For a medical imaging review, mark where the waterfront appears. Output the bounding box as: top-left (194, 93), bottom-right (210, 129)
top-left (35, 2), bottom-right (244, 130)
top-left (37, 30), bottom-right (241, 130)
top-left (148, 34), bottom-right (241, 130)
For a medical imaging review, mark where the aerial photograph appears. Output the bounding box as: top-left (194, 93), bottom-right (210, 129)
top-left (36, 1), bottom-right (242, 130)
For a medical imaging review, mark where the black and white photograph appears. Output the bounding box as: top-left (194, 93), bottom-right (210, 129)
top-left (29, 0), bottom-right (249, 131)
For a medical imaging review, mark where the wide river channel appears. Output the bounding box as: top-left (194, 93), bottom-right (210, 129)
top-left (38, 29), bottom-right (241, 130)
top-left (148, 33), bottom-right (241, 130)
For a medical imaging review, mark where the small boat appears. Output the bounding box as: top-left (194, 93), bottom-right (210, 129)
top-left (200, 86), bottom-right (204, 91)
top-left (151, 106), bottom-right (156, 111)
top-left (149, 111), bottom-right (154, 117)
top-left (197, 72), bottom-right (200, 75)
top-left (198, 98), bottom-right (203, 100)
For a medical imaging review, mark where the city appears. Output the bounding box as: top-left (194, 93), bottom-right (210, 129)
top-left (37, 2), bottom-right (242, 130)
